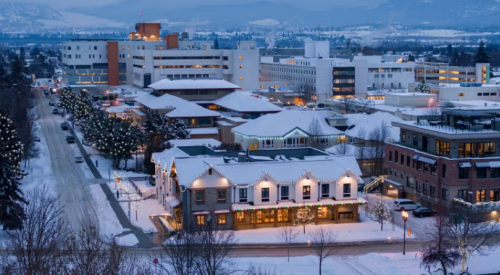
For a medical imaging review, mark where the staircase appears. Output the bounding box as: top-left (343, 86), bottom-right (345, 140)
top-left (142, 189), bottom-right (156, 200)
top-left (363, 175), bottom-right (388, 194)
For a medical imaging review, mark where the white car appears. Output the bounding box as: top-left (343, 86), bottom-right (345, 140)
top-left (393, 199), bottom-right (421, 211)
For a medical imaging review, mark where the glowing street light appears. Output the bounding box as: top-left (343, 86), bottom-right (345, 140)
top-left (402, 210), bottom-right (409, 255)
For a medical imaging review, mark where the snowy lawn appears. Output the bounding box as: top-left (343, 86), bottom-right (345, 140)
top-left (118, 199), bottom-right (164, 234)
top-left (89, 185), bottom-right (137, 246)
top-left (115, 233), bottom-right (139, 247)
top-left (234, 211), bottom-right (412, 244)
top-left (236, 247), bottom-right (500, 275)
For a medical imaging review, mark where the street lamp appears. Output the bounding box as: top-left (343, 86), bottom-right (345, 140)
top-left (402, 210), bottom-right (408, 255)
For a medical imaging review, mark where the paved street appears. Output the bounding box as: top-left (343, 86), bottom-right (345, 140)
top-left (35, 91), bottom-right (99, 232)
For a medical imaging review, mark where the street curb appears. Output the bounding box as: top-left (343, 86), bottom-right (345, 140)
top-left (231, 239), bottom-right (424, 249)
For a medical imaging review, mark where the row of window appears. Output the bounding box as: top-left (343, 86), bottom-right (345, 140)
top-left (369, 68), bottom-right (412, 73)
top-left (195, 189), bottom-right (227, 205)
top-left (63, 45), bottom-right (99, 51)
top-left (153, 65), bottom-right (221, 69)
top-left (458, 188), bottom-right (500, 202)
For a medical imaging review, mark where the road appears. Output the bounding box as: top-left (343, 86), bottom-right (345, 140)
top-left (35, 90), bottom-right (99, 232)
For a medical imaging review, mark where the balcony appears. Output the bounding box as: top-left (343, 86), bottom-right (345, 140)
top-left (452, 198), bottom-right (500, 212)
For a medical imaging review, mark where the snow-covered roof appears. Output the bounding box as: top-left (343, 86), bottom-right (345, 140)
top-left (148, 78), bottom-right (240, 91)
top-left (105, 105), bottom-right (137, 113)
top-left (213, 92), bottom-right (282, 113)
top-left (232, 110), bottom-right (344, 138)
top-left (213, 158), bottom-right (359, 186)
top-left (345, 112), bottom-right (404, 142)
top-left (188, 128), bottom-right (219, 135)
top-left (325, 144), bottom-right (378, 160)
top-left (175, 157), bottom-right (226, 187)
top-left (135, 93), bottom-right (220, 118)
top-left (152, 147), bottom-right (189, 167)
top-left (168, 138), bottom-right (221, 148)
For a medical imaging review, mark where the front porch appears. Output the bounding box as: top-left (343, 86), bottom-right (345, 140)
top-left (232, 199), bottom-right (366, 230)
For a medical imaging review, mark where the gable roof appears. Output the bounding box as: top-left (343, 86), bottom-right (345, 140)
top-left (232, 109), bottom-right (344, 138)
top-left (134, 92), bottom-right (220, 118)
top-left (174, 157), bottom-right (226, 187)
top-left (345, 112), bottom-right (404, 142)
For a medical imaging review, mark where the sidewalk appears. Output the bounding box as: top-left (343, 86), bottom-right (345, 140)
top-left (67, 125), bottom-right (156, 248)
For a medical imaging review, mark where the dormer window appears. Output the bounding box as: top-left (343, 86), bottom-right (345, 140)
top-left (208, 168), bottom-right (212, 175)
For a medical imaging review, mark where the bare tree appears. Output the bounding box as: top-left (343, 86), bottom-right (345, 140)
top-left (448, 208), bottom-right (500, 273)
top-left (277, 222), bottom-right (300, 262)
top-left (367, 121), bottom-right (391, 176)
top-left (420, 209), bottom-right (460, 275)
top-left (333, 142), bottom-right (351, 155)
top-left (4, 185), bottom-right (71, 274)
top-left (309, 226), bottom-right (337, 275)
top-left (161, 230), bottom-right (199, 275)
top-left (245, 262), bottom-right (280, 275)
top-left (308, 118), bottom-right (324, 149)
top-left (373, 200), bottom-right (392, 231)
top-left (357, 98), bottom-right (373, 114)
top-left (195, 215), bottom-right (236, 275)
top-left (341, 97), bottom-right (354, 114)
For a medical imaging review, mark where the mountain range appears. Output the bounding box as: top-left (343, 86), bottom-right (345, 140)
top-left (1, 0), bottom-right (500, 32)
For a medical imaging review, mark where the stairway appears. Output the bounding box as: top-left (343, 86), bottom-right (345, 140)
top-left (363, 175), bottom-right (388, 194)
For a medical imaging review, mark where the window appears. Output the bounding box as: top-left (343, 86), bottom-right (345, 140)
top-left (476, 189), bottom-right (486, 202)
top-left (492, 168), bottom-right (500, 178)
top-left (459, 142), bottom-right (496, 158)
top-left (400, 154), bottom-right (404, 165)
top-left (395, 151), bottom-right (399, 163)
top-left (459, 167), bottom-right (469, 179)
top-left (442, 164), bottom-right (446, 178)
top-left (277, 209), bottom-right (289, 222)
top-left (68, 46), bottom-right (71, 50)
top-left (261, 139), bottom-right (274, 148)
top-left (416, 181), bottom-right (422, 192)
top-left (343, 184), bottom-right (351, 197)
top-left (121, 46), bottom-right (125, 50)
top-left (196, 215), bottom-right (205, 226)
top-left (442, 188), bottom-right (448, 201)
top-left (423, 183), bottom-right (428, 195)
top-left (236, 212), bottom-right (245, 222)
top-left (477, 168), bottom-right (487, 179)
top-left (239, 65), bottom-right (243, 68)
top-left (195, 190), bottom-right (205, 205)
top-left (281, 186), bottom-right (289, 200)
top-left (217, 189), bottom-right (227, 203)
top-left (208, 168), bottom-right (212, 175)
top-left (318, 206), bottom-right (328, 219)
top-left (262, 188), bottom-right (270, 202)
top-left (406, 177), bottom-right (414, 188)
top-left (431, 164), bottom-right (436, 176)
top-left (217, 214), bottom-right (227, 225)
top-left (407, 156), bottom-right (410, 167)
top-left (239, 77), bottom-right (243, 80)
top-left (239, 188), bottom-right (247, 202)
top-left (458, 93), bottom-right (465, 97)
top-left (413, 134), bottom-right (418, 146)
top-left (430, 186), bottom-right (436, 197)
top-left (490, 189), bottom-right (500, 202)
top-left (435, 140), bottom-right (450, 157)
top-left (239, 56), bottom-right (243, 60)
top-left (321, 184), bottom-right (329, 198)
top-left (389, 151), bottom-right (392, 162)
top-left (285, 137), bottom-right (306, 148)
top-left (401, 132), bottom-right (406, 142)
top-left (302, 186), bottom-right (311, 200)
top-left (94, 46), bottom-right (97, 50)
top-left (458, 189), bottom-right (469, 200)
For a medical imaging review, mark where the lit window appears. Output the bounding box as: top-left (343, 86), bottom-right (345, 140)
top-left (217, 214), bottom-right (227, 225)
top-left (239, 77), bottom-right (243, 80)
top-left (196, 215), bottom-right (205, 226)
top-left (236, 212), bottom-right (245, 222)
top-left (121, 46), bottom-right (125, 50)
top-left (239, 56), bottom-right (243, 60)
top-left (239, 65), bottom-right (243, 68)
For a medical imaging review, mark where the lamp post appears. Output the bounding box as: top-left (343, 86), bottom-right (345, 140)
top-left (402, 210), bottom-right (408, 255)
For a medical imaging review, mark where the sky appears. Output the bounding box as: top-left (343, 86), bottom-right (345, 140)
top-left (4, 0), bottom-right (389, 10)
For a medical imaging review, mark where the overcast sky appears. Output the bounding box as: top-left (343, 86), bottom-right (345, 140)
top-left (7, 0), bottom-right (389, 10)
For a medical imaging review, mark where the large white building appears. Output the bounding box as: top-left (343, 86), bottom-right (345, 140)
top-left (60, 23), bottom-right (260, 91)
top-left (260, 41), bottom-right (415, 100)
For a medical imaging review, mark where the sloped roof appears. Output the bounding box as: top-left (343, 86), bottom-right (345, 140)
top-left (134, 92), bottom-right (220, 118)
top-left (232, 110), bottom-right (344, 138)
top-left (149, 78), bottom-right (240, 90)
top-left (174, 157), bottom-right (226, 187)
top-left (345, 112), bottom-right (404, 142)
top-left (213, 92), bottom-right (282, 113)
top-left (168, 138), bottom-right (221, 148)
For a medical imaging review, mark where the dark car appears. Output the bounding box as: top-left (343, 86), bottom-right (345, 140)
top-left (60, 122), bottom-right (68, 130)
top-left (49, 101), bottom-right (56, 106)
top-left (43, 90), bottom-right (49, 95)
top-left (66, 135), bottom-right (75, 143)
top-left (412, 207), bottom-right (436, 218)
top-left (34, 136), bottom-right (41, 142)
top-left (52, 108), bottom-right (59, 114)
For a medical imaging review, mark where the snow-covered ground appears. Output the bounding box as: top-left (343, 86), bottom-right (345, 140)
top-left (234, 210), bottom-right (412, 244)
top-left (236, 247), bottom-right (500, 275)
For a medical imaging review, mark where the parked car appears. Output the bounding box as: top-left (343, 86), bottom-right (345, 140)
top-left (60, 122), bottom-right (68, 130)
top-left (66, 135), bottom-right (75, 143)
top-left (393, 199), bottom-right (421, 211)
top-left (75, 156), bottom-right (84, 163)
top-left (43, 90), bottom-right (49, 95)
top-left (413, 207), bottom-right (436, 218)
top-left (34, 136), bottom-right (41, 142)
top-left (52, 108), bottom-right (59, 114)
top-left (49, 101), bottom-right (56, 106)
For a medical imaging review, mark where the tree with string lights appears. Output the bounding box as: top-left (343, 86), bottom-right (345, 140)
top-left (0, 110), bottom-right (27, 230)
top-left (72, 90), bottom-right (93, 122)
top-left (59, 87), bottom-right (76, 115)
top-left (373, 200), bottom-right (392, 231)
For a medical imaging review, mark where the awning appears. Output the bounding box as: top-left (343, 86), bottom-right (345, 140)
top-left (166, 196), bottom-right (181, 208)
top-left (193, 211), bottom-right (209, 216)
top-left (475, 162), bottom-right (491, 168)
top-left (490, 161), bottom-right (500, 168)
top-left (416, 156), bottom-right (436, 165)
top-left (384, 178), bottom-right (403, 187)
top-left (459, 162), bottom-right (472, 168)
top-left (214, 209), bottom-right (231, 214)
top-left (412, 155), bottom-right (420, 160)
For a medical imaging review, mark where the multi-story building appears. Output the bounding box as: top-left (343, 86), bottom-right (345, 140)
top-left (152, 145), bottom-right (365, 231)
top-left (384, 110), bottom-right (500, 210)
top-left (407, 82), bottom-right (500, 102)
top-left (60, 23), bottom-right (260, 91)
top-left (415, 62), bottom-right (491, 85)
top-left (260, 42), bottom-right (415, 100)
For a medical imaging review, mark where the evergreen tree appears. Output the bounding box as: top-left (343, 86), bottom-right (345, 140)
top-left (408, 54), bottom-right (415, 62)
top-left (214, 38), bottom-right (220, 50)
top-left (73, 90), bottom-right (93, 122)
top-left (415, 80), bottom-right (430, 93)
top-left (475, 41), bottom-right (490, 63)
top-left (0, 111), bottom-right (27, 230)
top-left (168, 118), bottom-right (190, 140)
top-left (59, 88), bottom-right (76, 115)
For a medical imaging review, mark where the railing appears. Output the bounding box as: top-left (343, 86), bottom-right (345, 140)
top-left (129, 176), bottom-right (154, 198)
top-left (363, 175), bottom-right (388, 194)
top-left (452, 198), bottom-right (500, 212)
top-left (142, 189), bottom-right (156, 200)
